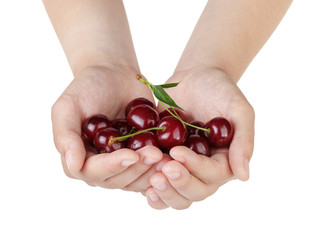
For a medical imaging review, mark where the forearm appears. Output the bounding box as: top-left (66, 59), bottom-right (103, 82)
top-left (43, 0), bottom-right (139, 75)
top-left (175, 0), bottom-right (292, 82)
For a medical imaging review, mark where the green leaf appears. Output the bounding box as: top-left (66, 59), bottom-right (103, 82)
top-left (152, 85), bottom-right (184, 110)
top-left (156, 82), bottom-right (180, 88)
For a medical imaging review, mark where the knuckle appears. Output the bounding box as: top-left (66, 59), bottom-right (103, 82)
top-left (51, 100), bottom-right (59, 116)
top-left (233, 99), bottom-right (255, 118)
top-left (51, 97), bottom-right (67, 117)
top-left (53, 134), bottom-right (65, 152)
top-left (85, 181), bottom-right (97, 187)
top-left (99, 179), bottom-right (121, 189)
top-left (159, 190), bottom-right (176, 202)
top-left (192, 193), bottom-right (208, 202)
top-left (129, 164), bottom-right (144, 176)
top-left (247, 103), bottom-right (255, 119)
top-left (123, 183), bottom-right (147, 193)
top-left (172, 174), bottom-right (191, 190)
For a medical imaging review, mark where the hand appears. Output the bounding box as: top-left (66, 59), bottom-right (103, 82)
top-left (51, 66), bottom-right (163, 192)
top-left (145, 67), bottom-right (255, 209)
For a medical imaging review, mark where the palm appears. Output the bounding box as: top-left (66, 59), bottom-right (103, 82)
top-left (162, 69), bottom-right (246, 123)
top-left (145, 68), bottom-right (255, 209)
top-left (52, 66), bottom-right (163, 191)
top-left (64, 67), bottom-right (154, 121)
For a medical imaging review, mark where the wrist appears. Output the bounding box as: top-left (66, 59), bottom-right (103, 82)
top-left (71, 54), bottom-right (140, 77)
top-left (73, 63), bottom-right (140, 84)
top-left (173, 65), bottom-right (237, 84)
top-left (175, 59), bottom-right (240, 84)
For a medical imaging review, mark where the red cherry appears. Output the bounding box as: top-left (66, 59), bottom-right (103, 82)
top-left (93, 128), bottom-right (125, 153)
top-left (185, 135), bottom-right (211, 157)
top-left (125, 97), bottom-right (155, 117)
top-left (82, 114), bottom-right (112, 143)
top-left (127, 131), bottom-right (159, 151)
top-left (204, 117), bottom-right (233, 147)
top-left (186, 121), bottom-right (206, 137)
top-left (159, 108), bottom-right (187, 122)
top-left (156, 116), bottom-right (187, 149)
top-left (127, 104), bottom-right (159, 130)
top-left (112, 118), bottom-right (131, 136)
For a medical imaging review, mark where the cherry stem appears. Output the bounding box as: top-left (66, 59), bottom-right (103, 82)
top-left (129, 127), bottom-right (136, 134)
top-left (108, 126), bottom-right (166, 146)
top-left (159, 101), bottom-right (210, 134)
top-left (136, 74), bottom-right (151, 88)
top-left (136, 73), bottom-right (210, 134)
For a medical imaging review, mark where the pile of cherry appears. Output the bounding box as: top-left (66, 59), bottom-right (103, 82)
top-left (82, 97), bottom-right (233, 157)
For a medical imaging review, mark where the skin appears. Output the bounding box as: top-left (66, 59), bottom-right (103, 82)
top-left (144, 0), bottom-right (293, 209)
top-left (44, 0), bottom-right (292, 209)
top-left (46, 0), bottom-right (163, 190)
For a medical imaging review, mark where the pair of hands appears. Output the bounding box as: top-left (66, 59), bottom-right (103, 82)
top-left (51, 65), bottom-right (254, 210)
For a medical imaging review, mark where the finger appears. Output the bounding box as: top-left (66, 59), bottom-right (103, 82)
top-left (169, 146), bottom-right (231, 184)
top-left (161, 160), bottom-right (218, 201)
top-left (80, 148), bottom-right (139, 182)
top-left (145, 187), bottom-right (168, 210)
top-left (229, 103), bottom-right (255, 181)
top-left (97, 146), bottom-right (163, 189)
top-left (52, 96), bottom-right (86, 178)
top-left (149, 172), bottom-right (192, 210)
top-left (210, 151), bottom-right (235, 183)
top-left (123, 154), bottom-right (171, 192)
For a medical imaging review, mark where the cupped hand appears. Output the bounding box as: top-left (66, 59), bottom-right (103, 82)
top-left (145, 67), bottom-right (255, 209)
top-left (51, 66), bottom-right (163, 191)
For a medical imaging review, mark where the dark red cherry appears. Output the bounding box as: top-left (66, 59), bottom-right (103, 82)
top-left (185, 135), bottom-right (211, 157)
top-left (125, 97), bottom-right (155, 117)
top-left (93, 128), bottom-right (125, 153)
top-left (187, 121), bottom-right (206, 137)
top-left (204, 117), bottom-right (233, 147)
top-left (127, 131), bottom-right (159, 151)
top-left (112, 118), bottom-right (131, 136)
top-left (82, 114), bottom-right (112, 143)
top-left (159, 108), bottom-right (187, 122)
top-left (127, 104), bottom-right (159, 130)
top-left (156, 116), bottom-right (187, 149)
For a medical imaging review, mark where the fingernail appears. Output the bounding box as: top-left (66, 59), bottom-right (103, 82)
top-left (174, 157), bottom-right (185, 163)
top-left (153, 181), bottom-right (167, 191)
top-left (121, 159), bottom-right (137, 167)
top-left (149, 193), bottom-right (159, 202)
top-left (164, 171), bottom-right (181, 180)
top-left (243, 159), bottom-right (250, 179)
top-left (244, 159), bottom-right (250, 173)
top-left (162, 165), bottom-right (181, 180)
top-left (65, 150), bottom-right (72, 170)
top-left (144, 157), bottom-right (157, 165)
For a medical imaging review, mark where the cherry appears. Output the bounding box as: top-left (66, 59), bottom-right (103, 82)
top-left (159, 108), bottom-right (187, 122)
top-left (156, 116), bottom-right (187, 149)
top-left (127, 131), bottom-right (159, 150)
top-left (112, 118), bottom-right (131, 136)
top-left (125, 97), bottom-right (155, 117)
top-left (187, 120), bottom-right (206, 137)
top-left (127, 104), bottom-right (159, 130)
top-left (82, 114), bottom-right (112, 143)
top-left (204, 117), bottom-right (233, 147)
top-left (185, 135), bottom-right (211, 157)
top-left (93, 128), bottom-right (125, 153)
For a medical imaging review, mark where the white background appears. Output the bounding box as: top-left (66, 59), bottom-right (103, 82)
top-left (0, 1), bottom-right (319, 239)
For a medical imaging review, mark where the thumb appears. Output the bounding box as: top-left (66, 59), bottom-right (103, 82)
top-left (51, 96), bottom-right (86, 178)
top-left (228, 103), bottom-right (255, 181)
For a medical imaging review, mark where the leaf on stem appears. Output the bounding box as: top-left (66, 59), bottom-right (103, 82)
top-left (151, 85), bottom-right (184, 111)
top-left (156, 82), bottom-right (180, 88)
